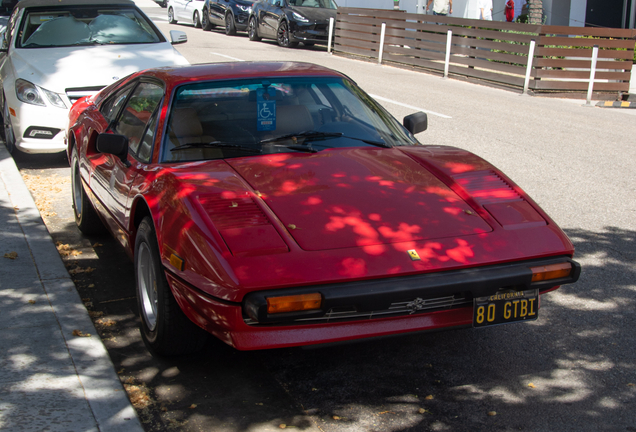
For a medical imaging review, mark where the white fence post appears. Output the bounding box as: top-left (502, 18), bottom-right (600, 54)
top-left (327, 17), bottom-right (335, 54)
top-left (378, 23), bottom-right (387, 64)
top-left (523, 39), bottom-right (536, 95)
top-left (443, 29), bottom-right (452, 78)
top-left (585, 45), bottom-right (599, 106)
top-left (378, 23), bottom-right (386, 64)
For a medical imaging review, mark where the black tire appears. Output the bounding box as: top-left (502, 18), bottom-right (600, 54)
top-left (135, 217), bottom-right (208, 356)
top-left (304, 42), bottom-right (315, 47)
top-left (193, 10), bottom-right (201, 28)
top-left (71, 147), bottom-right (106, 234)
top-left (201, 8), bottom-right (213, 30)
top-left (277, 21), bottom-right (298, 48)
top-left (2, 96), bottom-right (16, 154)
top-left (225, 13), bottom-right (236, 35)
top-left (168, 7), bottom-right (177, 24)
top-left (248, 16), bottom-right (261, 41)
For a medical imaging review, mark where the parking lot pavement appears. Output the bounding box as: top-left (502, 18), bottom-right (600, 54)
top-left (0, 145), bottom-right (144, 432)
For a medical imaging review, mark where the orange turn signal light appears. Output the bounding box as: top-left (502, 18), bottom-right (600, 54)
top-left (530, 262), bottom-right (572, 283)
top-left (266, 293), bottom-right (322, 314)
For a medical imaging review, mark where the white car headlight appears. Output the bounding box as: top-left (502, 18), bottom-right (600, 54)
top-left (15, 79), bottom-right (67, 109)
top-left (16, 79), bottom-right (46, 106)
top-left (41, 88), bottom-right (67, 109)
top-left (237, 4), bottom-right (251, 12)
top-left (292, 12), bottom-right (309, 22)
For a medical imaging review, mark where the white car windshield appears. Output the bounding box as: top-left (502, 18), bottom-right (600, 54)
top-left (18, 7), bottom-right (162, 48)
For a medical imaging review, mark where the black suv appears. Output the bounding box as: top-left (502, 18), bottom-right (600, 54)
top-left (202, 0), bottom-right (252, 35)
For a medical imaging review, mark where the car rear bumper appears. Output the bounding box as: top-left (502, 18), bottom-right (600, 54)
top-left (167, 256), bottom-right (580, 350)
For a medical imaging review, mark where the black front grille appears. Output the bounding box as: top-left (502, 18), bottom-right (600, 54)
top-left (244, 294), bottom-right (471, 326)
top-left (65, 86), bottom-right (106, 104)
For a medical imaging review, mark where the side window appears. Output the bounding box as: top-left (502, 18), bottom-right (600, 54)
top-left (100, 84), bottom-right (134, 123)
top-left (136, 109), bottom-right (159, 163)
top-left (114, 82), bottom-right (163, 155)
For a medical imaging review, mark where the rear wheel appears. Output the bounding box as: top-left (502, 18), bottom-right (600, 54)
top-left (135, 217), bottom-right (208, 356)
top-left (2, 97), bottom-right (15, 154)
top-left (193, 10), bottom-right (201, 28)
top-left (71, 147), bottom-right (105, 234)
top-left (277, 21), bottom-right (298, 48)
top-left (248, 17), bottom-right (261, 41)
top-left (304, 42), bottom-right (315, 47)
top-left (168, 7), bottom-right (177, 24)
top-left (225, 13), bottom-right (236, 35)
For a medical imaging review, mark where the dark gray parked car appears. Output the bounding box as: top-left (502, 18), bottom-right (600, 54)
top-left (248, 0), bottom-right (337, 48)
top-left (201, 0), bottom-right (252, 35)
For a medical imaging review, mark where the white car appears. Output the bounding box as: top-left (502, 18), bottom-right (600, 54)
top-left (0, 0), bottom-right (190, 155)
top-left (167, 0), bottom-right (206, 28)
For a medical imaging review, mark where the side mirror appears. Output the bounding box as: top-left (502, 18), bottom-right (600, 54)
top-left (170, 30), bottom-right (188, 45)
top-left (403, 112), bottom-right (427, 135)
top-left (97, 133), bottom-right (130, 166)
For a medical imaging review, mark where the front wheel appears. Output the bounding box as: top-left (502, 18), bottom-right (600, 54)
top-left (193, 10), bottom-right (201, 28)
top-left (225, 13), bottom-right (236, 35)
top-left (248, 17), bottom-right (261, 41)
top-left (168, 7), bottom-right (177, 24)
top-left (201, 8), bottom-right (213, 30)
top-left (135, 217), bottom-right (208, 356)
top-left (277, 21), bottom-right (298, 48)
top-left (71, 147), bottom-right (105, 234)
top-left (2, 97), bottom-right (16, 154)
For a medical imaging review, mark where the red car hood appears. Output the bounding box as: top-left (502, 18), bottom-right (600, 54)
top-left (227, 147), bottom-right (492, 251)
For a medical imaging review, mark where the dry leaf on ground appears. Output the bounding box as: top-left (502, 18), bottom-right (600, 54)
top-left (72, 329), bottom-right (91, 337)
top-left (124, 383), bottom-right (152, 409)
top-left (3, 252), bottom-right (18, 259)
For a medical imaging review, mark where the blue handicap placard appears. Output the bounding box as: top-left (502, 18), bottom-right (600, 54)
top-left (257, 88), bottom-right (276, 131)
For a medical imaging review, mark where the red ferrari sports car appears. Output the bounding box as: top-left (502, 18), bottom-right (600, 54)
top-left (67, 62), bottom-right (580, 356)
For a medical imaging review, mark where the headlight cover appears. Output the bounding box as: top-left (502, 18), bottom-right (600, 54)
top-left (41, 88), bottom-right (67, 109)
top-left (16, 79), bottom-right (45, 106)
top-left (292, 12), bottom-right (309, 22)
top-left (15, 79), bottom-right (67, 109)
top-left (237, 4), bottom-right (251, 12)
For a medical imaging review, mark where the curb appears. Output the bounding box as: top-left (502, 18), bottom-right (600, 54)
top-left (596, 101), bottom-right (636, 108)
top-left (0, 145), bottom-right (144, 432)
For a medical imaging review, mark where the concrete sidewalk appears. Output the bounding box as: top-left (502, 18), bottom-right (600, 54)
top-left (0, 145), bottom-right (144, 432)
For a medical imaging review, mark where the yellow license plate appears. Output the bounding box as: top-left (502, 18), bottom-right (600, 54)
top-left (473, 289), bottom-right (539, 328)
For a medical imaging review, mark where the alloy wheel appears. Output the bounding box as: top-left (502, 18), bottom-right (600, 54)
top-left (137, 242), bottom-right (158, 331)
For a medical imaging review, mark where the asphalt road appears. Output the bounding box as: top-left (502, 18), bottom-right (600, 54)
top-left (11, 2), bottom-right (636, 431)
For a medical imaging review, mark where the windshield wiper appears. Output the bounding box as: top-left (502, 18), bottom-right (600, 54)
top-left (259, 131), bottom-right (343, 144)
top-left (259, 130), bottom-right (392, 149)
top-left (268, 143), bottom-right (318, 153)
top-left (170, 141), bottom-right (261, 153)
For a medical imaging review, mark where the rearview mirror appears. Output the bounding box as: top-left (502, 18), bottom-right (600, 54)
top-left (403, 112), bottom-right (427, 135)
top-left (96, 133), bottom-right (130, 166)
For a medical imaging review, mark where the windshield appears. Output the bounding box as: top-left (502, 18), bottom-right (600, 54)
top-left (18, 7), bottom-right (162, 48)
top-left (287, 0), bottom-right (337, 9)
top-left (162, 76), bottom-right (418, 163)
